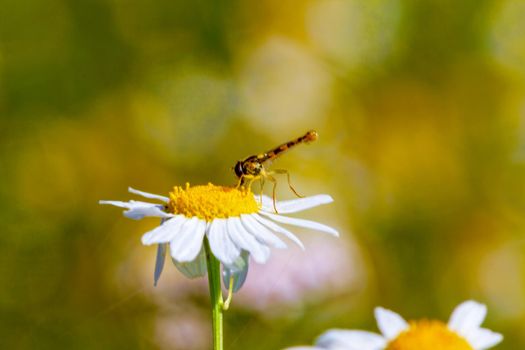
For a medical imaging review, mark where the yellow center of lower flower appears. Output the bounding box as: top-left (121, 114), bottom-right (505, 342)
top-left (167, 183), bottom-right (259, 221)
top-left (386, 320), bottom-right (473, 350)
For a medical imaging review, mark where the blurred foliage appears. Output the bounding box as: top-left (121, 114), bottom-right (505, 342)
top-left (1, 0), bottom-right (525, 349)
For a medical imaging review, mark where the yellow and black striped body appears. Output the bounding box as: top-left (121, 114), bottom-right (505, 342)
top-left (234, 130), bottom-right (318, 182)
top-left (258, 130), bottom-right (318, 163)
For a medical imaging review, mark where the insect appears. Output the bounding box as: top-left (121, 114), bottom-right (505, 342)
top-left (233, 130), bottom-right (319, 212)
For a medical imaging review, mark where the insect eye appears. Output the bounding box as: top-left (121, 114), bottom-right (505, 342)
top-left (234, 161), bottom-right (244, 177)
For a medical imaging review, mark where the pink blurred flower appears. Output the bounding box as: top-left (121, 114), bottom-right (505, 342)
top-left (234, 233), bottom-right (362, 310)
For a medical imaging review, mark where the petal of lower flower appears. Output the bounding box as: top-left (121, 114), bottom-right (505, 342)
top-left (374, 307), bottom-right (409, 340)
top-left (448, 301), bottom-right (487, 339)
top-left (316, 330), bottom-right (386, 350)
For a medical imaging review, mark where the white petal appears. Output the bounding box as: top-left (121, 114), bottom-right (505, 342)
top-left (448, 301), bottom-right (487, 339)
top-left (374, 307), bottom-right (409, 340)
top-left (223, 252), bottom-right (250, 293)
top-left (466, 328), bottom-right (503, 350)
top-left (207, 219), bottom-right (241, 265)
top-left (128, 187), bottom-right (169, 203)
top-left (283, 347), bottom-right (324, 350)
top-left (170, 217), bottom-right (206, 262)
top-left (172, 245), bottom-right (207, 279)
top-left (99, 200), bottom-right (172, 220)
top-left (259, 212), bottom-right (339, 236)
top-left (141, 216), bottom-right (186, 245)
top-left (252, 214), bottom-right (304, 249)
top-left (258, 194), bottom-right (334, 214)
top-left (226, 218), bottom-right (271, 264)
top-left (154, 243), bottom-right (167, 286)
top-left (316, 330), bottom-right (386, 350)
top-left (240, 214), bottom-right (287, 249)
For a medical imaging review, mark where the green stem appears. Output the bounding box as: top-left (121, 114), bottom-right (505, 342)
top-left (205, 238), bottom-right (223, 350)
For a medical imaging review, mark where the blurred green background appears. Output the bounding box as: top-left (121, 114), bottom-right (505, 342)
top-left (1, 0), bottom-right (525, 349)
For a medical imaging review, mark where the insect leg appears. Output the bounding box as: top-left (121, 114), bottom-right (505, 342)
top-left (265, 174), bottom-right (278, 213)
top-left (236, 175), bottom-right (244, 189)
top-left (247, 175), bottom-right (259, 190)
top-left (272, 169), bottom-right (303, 198)
top-left (237, 174), bottom-right (256, 190)
top-left (259, 176), bottom-right (266, 204)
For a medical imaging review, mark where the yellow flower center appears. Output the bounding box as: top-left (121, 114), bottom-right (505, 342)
top-left (167, 183), bottom-right (259, 221)
top-left (386, 320), bottom-right (473, 350)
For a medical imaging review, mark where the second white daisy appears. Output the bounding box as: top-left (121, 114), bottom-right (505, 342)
top-left (289, 300), bottom-right (502, 350)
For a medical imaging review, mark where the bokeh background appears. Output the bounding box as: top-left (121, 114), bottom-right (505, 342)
top-left (1, 0), bottom-right (525, 349)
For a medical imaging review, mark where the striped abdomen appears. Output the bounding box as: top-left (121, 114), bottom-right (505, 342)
top-left (257, 130), bottom-right (318, 163)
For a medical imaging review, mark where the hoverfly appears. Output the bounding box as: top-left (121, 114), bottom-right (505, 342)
top-left (233, 130), bottom-right (318, 212)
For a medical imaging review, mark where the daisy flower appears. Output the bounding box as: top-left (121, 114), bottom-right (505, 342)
top-left (288, 300), bottom-right (503, 350)
top-left (100, 183), bottom-right (338, 290)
